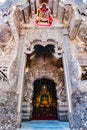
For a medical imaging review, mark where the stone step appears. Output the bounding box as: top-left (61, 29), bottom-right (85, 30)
top-left (17, 120), bottom-right (70, 130)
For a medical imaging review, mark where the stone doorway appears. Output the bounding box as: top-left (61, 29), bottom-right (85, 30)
top-left (32, 78), bottom-right (57, 120)
top-left (22, 44), bottom-right (68, 122)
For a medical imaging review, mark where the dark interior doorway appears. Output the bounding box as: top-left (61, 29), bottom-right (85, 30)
top-left (32, 78), bottom-right (57, 120)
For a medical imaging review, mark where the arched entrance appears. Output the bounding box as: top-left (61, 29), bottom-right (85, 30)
top-left (32, 78), bottom-right (57, 120)
top-left (22, 42), bottom-right (68, 122)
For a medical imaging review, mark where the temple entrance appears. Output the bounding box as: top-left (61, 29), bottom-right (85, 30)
top-left (32, 78), bottom-right (57, 120)
top-left (22, 44), bottom-right (68, 122)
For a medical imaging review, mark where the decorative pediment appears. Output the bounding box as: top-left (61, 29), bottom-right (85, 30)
top-left (24, 28), bottom-right (63, 58)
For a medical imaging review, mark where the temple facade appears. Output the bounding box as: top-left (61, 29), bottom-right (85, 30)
top-left (0, 0), bottom-right (87, 130)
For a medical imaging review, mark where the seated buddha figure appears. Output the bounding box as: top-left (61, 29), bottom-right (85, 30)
top-left (41, 94), bottom-right (49, 106)
top-left (40, 85), bottom-right (50, 107)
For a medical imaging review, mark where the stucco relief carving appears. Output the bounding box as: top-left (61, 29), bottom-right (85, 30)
top-left (0, 0), bottom-right (87, 129)
top-left (0, 24), bottom-right (18, 86)
top-left (25, 39), bottom-right (63, 58)
top-left (77, 23), bottom-right (87, 45)
top-left (23, 61), bottom-right (67, 120)
top-left (0, 24), bottom-right (15, 65)
top-left (25, 28), bottom-right (62, 44)
top-left (24, 64), bottom-right (66, 103)
top-left (25, 28), bottom-right (63, 58)
top-left (7, 56), bottom-right (18, 88)
top-left (0, 36), bottom-right (17, 65)
top-left (23, 63), bottom-right (66, 118)
top-left (0, 25), bottom-right (12, 45)
top-left (54, 45), bottom-right (63, 58)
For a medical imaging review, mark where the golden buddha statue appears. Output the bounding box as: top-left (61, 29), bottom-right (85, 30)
top-left (34, 85), bottom-right (52, 108)
top-left (40, 85), bottom-right (50, 107)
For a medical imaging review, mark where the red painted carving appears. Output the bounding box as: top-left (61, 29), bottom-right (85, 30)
top-left (34, 3), bottom-right (53, 27)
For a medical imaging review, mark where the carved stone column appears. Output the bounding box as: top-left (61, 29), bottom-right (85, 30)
top-left (57, 1), bottom-right (65, 23)
top-left (23, 2), bottom-right (30, 23)
top-left (16, 8), bottom-right (24, 24)
top-left (53, 0), bottom-right (58, 18)
top-left (35, 0), bottom-right (39, 10)
top-left (30, 0), bottom-right (36, 17)
top-left (49, 0), bottom-right (53, 11)
top-left (63, 5), bottom-right (73, 28)
top-left (24, 7), bottom-right (29, 23)
top-left (69, 9), bottom-right (82, 40)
